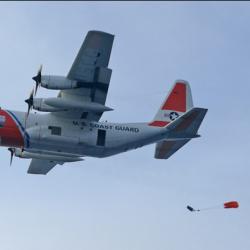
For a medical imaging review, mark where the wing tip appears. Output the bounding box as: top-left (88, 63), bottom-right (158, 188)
top-left (87, 30), bottom-right (115, 38)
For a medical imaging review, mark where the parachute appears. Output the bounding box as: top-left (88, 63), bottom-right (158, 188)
top-left (187, 201), bottom-right (239, 212)
top-left (224, 201), bottom-right (239, 209)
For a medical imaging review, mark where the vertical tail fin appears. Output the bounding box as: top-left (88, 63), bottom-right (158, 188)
top-left (149, 80), bottom-right (193, 127)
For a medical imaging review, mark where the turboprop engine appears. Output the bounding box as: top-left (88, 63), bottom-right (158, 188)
top-left (32, 97), bottom-right (113, 112)
top-left (32, 98), bottom-right (65, 112)
top-left (40, 75), bottom-right (78, 90)
top-left (25, 90), bottom-right (113, 113)
top-left (32, 65), bottom-right (112, 92)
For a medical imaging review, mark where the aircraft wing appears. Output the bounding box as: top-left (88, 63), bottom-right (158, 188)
top-left (27, 159), bottom-right (63, 175)
top-left (57, 30), bottom-right (114, 121)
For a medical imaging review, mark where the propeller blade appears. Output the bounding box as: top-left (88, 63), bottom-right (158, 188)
top-left (32, 65), bottom-right (42, 95)
top-left (24, 88), bottom-right (34, 128)
top-left (8, 148), bottom-right (14, 166)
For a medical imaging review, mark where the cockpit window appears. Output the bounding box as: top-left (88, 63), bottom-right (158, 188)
top-left (0, 115), bottom-right (6, 128)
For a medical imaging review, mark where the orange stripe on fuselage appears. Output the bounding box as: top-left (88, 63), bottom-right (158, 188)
top-left (148, 121), bottom-right (170, 127)
top-left (0, 110), bottom-right (24, 147)
top-left (162, 83), bottom-right (186, 112)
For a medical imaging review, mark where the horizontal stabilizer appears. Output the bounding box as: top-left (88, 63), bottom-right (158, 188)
top-left (155, 139), bottom-right (190, 159)
top-left (166, 133), bottom-right (200, 140)
top-left (154, 107), bottom-right (207, 159)
top-left (166, 107), bottom-right (208, 134)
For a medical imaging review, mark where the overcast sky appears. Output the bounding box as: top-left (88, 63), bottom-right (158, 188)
top-left (0, 2), bottom-right (249, 250)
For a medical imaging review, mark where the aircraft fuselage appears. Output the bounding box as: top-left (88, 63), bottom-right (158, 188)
top-left (0, 109), bottom-right (169, 158)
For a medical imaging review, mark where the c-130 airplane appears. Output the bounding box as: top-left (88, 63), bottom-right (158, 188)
top-left (0, 31), bottom-right (207, 175)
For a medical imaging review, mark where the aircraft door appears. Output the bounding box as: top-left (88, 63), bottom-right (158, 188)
top-left (96, 129), bottom-right (106, 146)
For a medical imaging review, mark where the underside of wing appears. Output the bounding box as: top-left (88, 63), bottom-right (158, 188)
top-left (27, 159), bottom-right (62, 175)
top-left (67, 30), bottom-right (114, 80)
top-left (154, 139), bottom-right (190, 159)
top-left (57, 30), bottom-right (114, 121)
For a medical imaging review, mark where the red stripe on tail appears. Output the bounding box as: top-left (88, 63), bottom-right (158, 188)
top-left (162, 83), bottom-right (186, 112)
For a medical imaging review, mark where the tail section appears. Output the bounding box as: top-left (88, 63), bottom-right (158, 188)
top-left (149, 80), bottom-right (193, 127)
top-left (154, 108), bottom-right (208, 159)
top-left (166, 107), bottom-right (208, 136)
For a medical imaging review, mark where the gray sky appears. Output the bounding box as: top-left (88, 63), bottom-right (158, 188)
top-left (0, 2), bottom-right (249, 250)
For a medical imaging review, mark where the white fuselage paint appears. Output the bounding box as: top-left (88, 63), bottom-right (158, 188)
top-left (10, 110), bottom-right (170, 158)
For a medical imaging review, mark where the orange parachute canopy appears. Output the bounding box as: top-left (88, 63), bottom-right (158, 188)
top-left (224, 201), bottom-right (239, 209)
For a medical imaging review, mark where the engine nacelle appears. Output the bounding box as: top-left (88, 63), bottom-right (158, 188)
top-left (40, 67), bottom-right (112, 90)
top-left (33, 98), bottom-right (65, 112)
top-left (44, 97), bottom-right (113, 112)
top-left (32, 97), bottom-right (112, 113)
top-left (41, 75), bottom-right (78, 90)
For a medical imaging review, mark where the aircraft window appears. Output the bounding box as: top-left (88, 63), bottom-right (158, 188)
top-left (0, 115), bottom-right (6, 128)
top-left (48, 126), bottom-right (61, 136)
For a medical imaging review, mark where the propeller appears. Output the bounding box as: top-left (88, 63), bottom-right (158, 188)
top-left (8, 148), bottom-right (15, 166)
top-left (24, 88), bottom-right (34, 128)
top-left (32, 65), bottom-right (42, 95)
